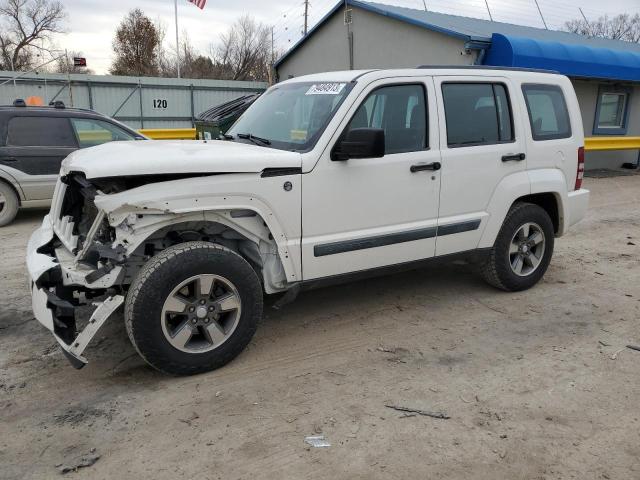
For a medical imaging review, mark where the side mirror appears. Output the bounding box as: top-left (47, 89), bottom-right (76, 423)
top-left (331, 128), bottom-right (385, 161)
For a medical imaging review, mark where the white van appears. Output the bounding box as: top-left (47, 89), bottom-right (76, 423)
top-left (26, 67), bottom-right (589, 375)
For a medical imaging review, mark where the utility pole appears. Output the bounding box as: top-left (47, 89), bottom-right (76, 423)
top-left (65, 49), bottom-right (74, 107)
top-left (533, 0), bottom-right (548, 30)
top-left (174, 0), bottom-right (181, 78)
top-left (303, 0), bottom-right (309, 35)
top-left (269, 26), bottom-right (275, 85)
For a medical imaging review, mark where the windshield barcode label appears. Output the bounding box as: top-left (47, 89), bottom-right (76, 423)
top-left (306, 83), bottom-right (346, 95)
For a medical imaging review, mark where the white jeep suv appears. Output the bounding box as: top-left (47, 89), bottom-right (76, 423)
top-left (26, 68), bottom-right (589, 375)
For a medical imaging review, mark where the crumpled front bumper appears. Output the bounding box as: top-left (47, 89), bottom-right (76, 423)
top-left (27, 215), bottom-right (124, 369)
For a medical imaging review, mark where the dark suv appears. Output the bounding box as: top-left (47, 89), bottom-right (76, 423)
top-left (0, 101), bottom-right (145, 226)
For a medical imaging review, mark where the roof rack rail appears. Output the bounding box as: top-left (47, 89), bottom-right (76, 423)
top-left (416, 65), bottom-right (559, 74)
top-left (13, 99), bottom-right (26, 107)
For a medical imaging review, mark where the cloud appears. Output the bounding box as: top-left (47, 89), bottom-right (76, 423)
top-left (56, 0), bottom-right (639, 74)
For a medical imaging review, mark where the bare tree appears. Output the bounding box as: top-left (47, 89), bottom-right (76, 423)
top-left (210, 15), bottom-right (272, 81)
top-left (565, 13), bottom-right (640, 43)
top-left (157, 31), bottom-right (216, 79)
top-left (54, 50), bottom-right (93, 75)
top-left (110, 9), bottom-right (161, 76)
top-left (0, 0), bottom-right (66, 71)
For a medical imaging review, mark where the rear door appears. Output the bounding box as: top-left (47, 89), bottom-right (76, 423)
top-left (433, 75), bottom-right (528, 256)
top-left (0, 115), bottom-right (77, 200)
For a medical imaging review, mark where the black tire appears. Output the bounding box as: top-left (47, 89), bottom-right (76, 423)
top-left (125, 241), bottom-right (263, 375)
top-left (0, 182), bottom-right (19, 227)
top-left (481, 202), bottom-right (554, 292)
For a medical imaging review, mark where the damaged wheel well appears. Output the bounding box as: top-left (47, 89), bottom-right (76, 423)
top-left (122, 216), bottom-right (288, 294)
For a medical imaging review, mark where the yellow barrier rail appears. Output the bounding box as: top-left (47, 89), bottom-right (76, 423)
top-left (137, 129), bottom-right (640, 150)
top-left (139, 128), bottom-right (197, 140)
top-left (585, 136), bottom-right (640, 152)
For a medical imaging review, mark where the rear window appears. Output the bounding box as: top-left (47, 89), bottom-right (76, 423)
top-left (7, 116), bottom-right (77, 147)
top-left (522, 84), bottom-right (571, 141)
top-left (442, 83), bottom-right (514, 147)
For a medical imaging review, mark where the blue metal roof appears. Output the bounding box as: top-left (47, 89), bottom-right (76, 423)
top-left (484, 34), bottom-right (640, 82)
top-left (275, 0), bottom-right (640, 82)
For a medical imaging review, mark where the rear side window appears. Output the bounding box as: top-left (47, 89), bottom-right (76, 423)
top-left (71, 118), bottom-right (136, 148)
top-left (344, 84), bottom-right (427, 154)
top-left (442, 83), bottom-right (513, 147)
top-left (7, 116), bottom-right (77, 147)
top-left (522, 84), bottom-right (571, 140)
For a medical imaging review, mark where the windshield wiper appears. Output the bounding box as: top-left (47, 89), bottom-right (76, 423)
top-left (236, 133), bottom-right (271, 146)
top-left (220, 133), bottom-right (234, 140)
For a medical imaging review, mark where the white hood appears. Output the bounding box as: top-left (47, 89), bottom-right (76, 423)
top-left (62, 140), bottom-right (302, 179)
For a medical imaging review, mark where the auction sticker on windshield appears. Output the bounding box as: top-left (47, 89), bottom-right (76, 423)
top-left (306, 83), bottom-right (347, 95)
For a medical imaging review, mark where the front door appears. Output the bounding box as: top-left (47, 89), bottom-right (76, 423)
top-left (301, 78), bottom-right (441, 280)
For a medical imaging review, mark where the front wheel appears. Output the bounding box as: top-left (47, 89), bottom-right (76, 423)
top-left (125, 241), bottom-right (263, 375)
top-left (481, 202), bottom-right (554, 292)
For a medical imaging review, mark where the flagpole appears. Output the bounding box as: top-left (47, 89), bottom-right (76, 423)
top-left (174, 0), bottom-right (181, 78)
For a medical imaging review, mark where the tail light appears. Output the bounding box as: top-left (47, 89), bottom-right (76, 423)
top-left (575, 146), bottom-right (585, 190)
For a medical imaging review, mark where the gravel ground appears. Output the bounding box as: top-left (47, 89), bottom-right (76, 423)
top-left (1, 176), bottom-right (639, 480)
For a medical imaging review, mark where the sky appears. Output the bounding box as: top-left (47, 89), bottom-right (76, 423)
top-left (55, 0), bottom-right (640, 74)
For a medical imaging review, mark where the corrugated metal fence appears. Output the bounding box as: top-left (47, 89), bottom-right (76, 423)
top-left (0, 71), bottom-right (266, 130)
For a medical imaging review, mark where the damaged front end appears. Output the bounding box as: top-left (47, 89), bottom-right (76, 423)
top-left (27, 173), bottom-right (128, 368)
top-left (27, 170), bottom-right (294, 369)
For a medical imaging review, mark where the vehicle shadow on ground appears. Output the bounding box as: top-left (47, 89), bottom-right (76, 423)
top-left (97, 259), bottom-right (488, 381)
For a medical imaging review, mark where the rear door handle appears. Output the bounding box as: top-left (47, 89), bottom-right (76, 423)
top-left (502, 153), bottom-right (526, 162)
top-left (410, 162), bottom-right (441, 173)
top-left (0, 157), bottom-right (17, 162)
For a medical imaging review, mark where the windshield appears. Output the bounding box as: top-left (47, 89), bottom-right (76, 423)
top-left (227, 81), bottom-right (353, 151)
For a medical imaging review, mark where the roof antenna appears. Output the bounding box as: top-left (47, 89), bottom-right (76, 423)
top-left (484, 0), bottom-right (493, 21)
top-left (533, 0), bottom-right (549, 30)
top-left (421, 0), bottom-right (428, 12)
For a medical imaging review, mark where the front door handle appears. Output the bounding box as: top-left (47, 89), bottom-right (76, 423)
top-left (0, 157), bottom-right (17, 162)
top-left (502, 153), bottom-right (526, 162)
top-left (410, 162), bottom-right (441, 173)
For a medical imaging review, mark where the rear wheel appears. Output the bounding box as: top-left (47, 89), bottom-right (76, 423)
top-left (0, 182), bottom-right (19, 227)
top-left (125, 241), bottom-right (263, 375)
top-left (482, 202), bottom-right (554, 292)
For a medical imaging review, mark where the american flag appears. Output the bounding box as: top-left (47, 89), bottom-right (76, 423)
top-left (188, 0), bottom-right (206, 9)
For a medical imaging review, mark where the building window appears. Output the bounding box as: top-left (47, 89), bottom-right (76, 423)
top-left (442, 83), bottom-right (514, 148)
top-left (522, 84), bottom-right (571, 141)
top-left (593, 86), bottom-right (632, 135)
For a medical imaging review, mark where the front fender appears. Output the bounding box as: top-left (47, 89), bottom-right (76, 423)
top-left (93, 173), bottom-right (302, 283)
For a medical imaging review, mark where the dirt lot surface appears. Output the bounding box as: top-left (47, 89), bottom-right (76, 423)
top-left (1, 176), bottom-right (639, 480)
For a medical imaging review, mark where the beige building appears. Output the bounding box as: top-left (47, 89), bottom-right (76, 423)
top-left (276, 0), bottom-right (640, 170)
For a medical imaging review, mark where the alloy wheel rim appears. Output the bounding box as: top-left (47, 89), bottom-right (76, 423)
top-left (0, 192), bottom-right (5, 213)
top-left (509, 222), bottom-right (546, 277)
top-left (161, 274), bottom-right (242, 353)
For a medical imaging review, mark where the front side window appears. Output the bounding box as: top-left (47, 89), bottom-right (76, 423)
top-left (227, 81), bottom-right (353, 151)
top-left (71, 118), bottom-right (137, 148)
top-left (7, 116), bottom-right (77, 147)
top-left (442, 83), bottom-right (514, 147)
top-left (343, 84), bottom-right (427, 154)
top-left (522, 84), bottom-right (571, 141)
top-left (594, 86), bottom-right (631, 135)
